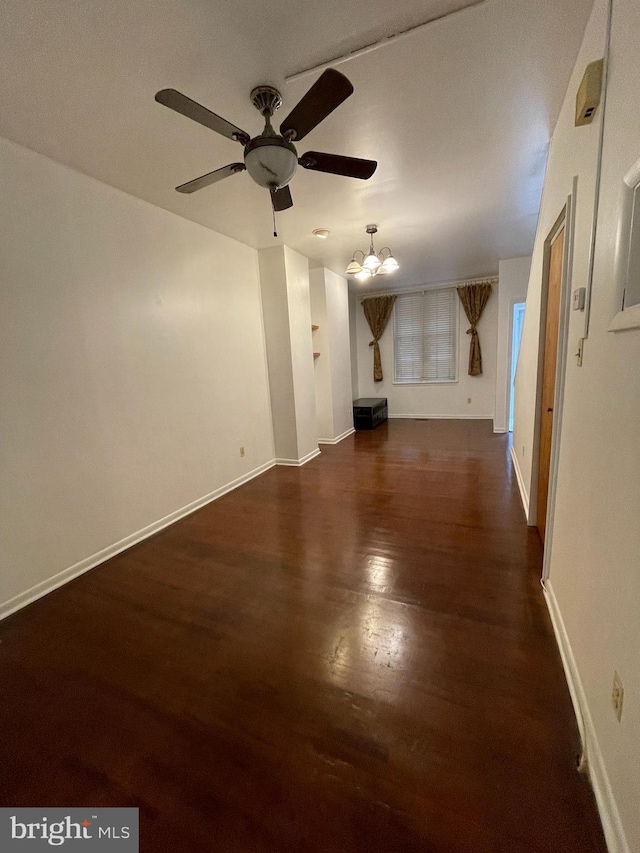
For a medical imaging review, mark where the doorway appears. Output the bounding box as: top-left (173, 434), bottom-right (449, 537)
top-left (535, 217), bottom-right (565, 545)
top-left (509, 302), bottom-right (526, 432)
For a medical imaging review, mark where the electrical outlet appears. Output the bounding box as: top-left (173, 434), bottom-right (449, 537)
top-left (612, 671), bottom-right (624, 721)
top-left (240, 446), bottom-right (245, 458)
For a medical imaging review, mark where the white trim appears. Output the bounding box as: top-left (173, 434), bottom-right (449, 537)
top-left (623, 153), bottom-right (640, 189)
top-left (608, 303), bottom-right (640, 331)
top-left (275, 448), bottom-right (322, 466)
top-left (493, 427), bottom-right (509, 434)
top-left (392, 379), bottom-right (459, 386)
top-left (285, 0), bottom-right (489, 82)
top-left (318, 427), bottom-right (355, 445)
top-left (543, 580), bottom-right (631, 853)
top-left (542, 188), bottom-right (576, 581)
top-left (389, 413), bottom-right (493, 420)
top-left (0, 458), bottom-right (277, 622)
top-left (510, 445), bottom-right (530, 519)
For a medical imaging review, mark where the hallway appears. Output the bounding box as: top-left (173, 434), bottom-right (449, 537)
top-left (0, 420), bottom-right (607, 852)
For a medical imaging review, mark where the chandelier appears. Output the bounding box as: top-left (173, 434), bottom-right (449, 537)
top-left (345, 224), bottom-right (399, 281)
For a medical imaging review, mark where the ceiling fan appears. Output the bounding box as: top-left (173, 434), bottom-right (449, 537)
top-left (154, 69), bottom-right (377, 216)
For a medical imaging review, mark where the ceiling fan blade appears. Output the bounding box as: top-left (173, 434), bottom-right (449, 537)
top-left (270, 185), bottom-right (293, 211)
top-left (155, 89), bottom-right (250, 145)
top-left (176, 163), bottom-right (245, 194)
top-left (279, 69), bottom-right (353, 142)
top-left (299, 151), bottom-right (377, 180)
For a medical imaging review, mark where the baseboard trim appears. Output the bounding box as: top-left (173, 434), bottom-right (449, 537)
top-left (0, 458), bottom-right (277, 622)
top-left (510, 445), bottom-right (530, 520)
top-left (275, 448), bottom-right (322, 467)
top-left (318, 427), bottom-right (355, 445)
top-left (543, 580), bottom-right (630, 853)
top-left (388, 414), bottom-right (493, 420)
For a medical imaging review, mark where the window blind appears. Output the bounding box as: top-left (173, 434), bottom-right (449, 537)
top-left (393, 288), bottom-right (457, 383)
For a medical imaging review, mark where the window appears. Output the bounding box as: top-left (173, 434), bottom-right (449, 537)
top-left (393, 287), bottom-right (458, 383)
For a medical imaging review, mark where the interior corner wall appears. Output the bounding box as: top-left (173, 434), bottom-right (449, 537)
top-left (283, 247), bottom-right (318, 461)
top-left (259, 245), bottom-right (318, 464)
top-left (310, 269), bottom-right (335, 440)
top-left (324, 269), bottom-right (354, 439)
top-left (259, 246), bottom-right (299, 461)
top-left (348, 291), bottom-right (359, 399)
top-left (513, 1), bottom-right (640, 849)
top-left (494, 256), bottom-right (531, 433)
top-left (0, 135), bottom-right (275, 617)
top-left (354, 284), bottom-right (498, 419)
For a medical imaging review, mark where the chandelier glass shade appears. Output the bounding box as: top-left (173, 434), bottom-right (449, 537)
top-left (345, 225), bottom-right (399, 279)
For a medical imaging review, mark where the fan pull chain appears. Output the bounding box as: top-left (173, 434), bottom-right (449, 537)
top-left (273, 206), bottom-right (278, 238)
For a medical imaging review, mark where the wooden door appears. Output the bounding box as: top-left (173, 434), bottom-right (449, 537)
top-left (536, 225), bottom-right (564, 544)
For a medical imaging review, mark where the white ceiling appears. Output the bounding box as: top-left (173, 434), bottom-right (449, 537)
top-left (0, 0), bottom-right (593, 288)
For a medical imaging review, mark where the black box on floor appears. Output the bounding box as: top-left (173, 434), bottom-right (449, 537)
top-left (353, 397), bottom-right (388, 430)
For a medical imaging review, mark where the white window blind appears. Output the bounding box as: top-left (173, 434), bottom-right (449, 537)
top-left (394, 288), bottom-right (458, 383)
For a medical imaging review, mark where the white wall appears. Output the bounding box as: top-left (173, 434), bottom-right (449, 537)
top-left (354, 284), bottom-right (498, 419)
top-left (513, 1), bottom-right (640, 850)
top-left (310, 269), bottom-right (334, 440)
top-left (285, 247), bottom-right (318, 461)
top-left (494, 256), bottom-right (531, 432)
top-left (259, 247), bottom-right (299, 460)
top-left (348, 292), bottom-right (359, 400)
top-left (0, 135), bottom-right (275, 616)
top-left (259, 246), bottom-right (318, 464)
top-left (310, 268), bottom-right (353, 443)
top-left (325, 270), bottom-right (354, 440)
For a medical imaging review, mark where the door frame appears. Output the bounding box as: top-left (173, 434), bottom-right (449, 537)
top-left (507, 299), bottom-right (526, 431)
top-left (530, 180), bottom-right (577, 581)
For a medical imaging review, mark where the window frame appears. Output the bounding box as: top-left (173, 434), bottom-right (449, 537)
top-left (609, 152), bottom-right (640, 332)
top-left (392, 285), bottom-right (460, 385)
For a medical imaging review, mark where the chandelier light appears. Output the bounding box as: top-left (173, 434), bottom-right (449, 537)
top-left (345, 224), bottom-right (399, 280)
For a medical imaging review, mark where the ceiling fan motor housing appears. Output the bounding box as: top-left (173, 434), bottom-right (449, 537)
top-left (244, 135), bottom-right (298, 189)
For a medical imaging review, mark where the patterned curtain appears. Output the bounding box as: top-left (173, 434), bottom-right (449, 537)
top-left (361, 295), bottom-right (397, 381)
top-left (457, 283), bottom-right (493, 376)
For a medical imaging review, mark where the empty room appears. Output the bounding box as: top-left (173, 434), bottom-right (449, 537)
top-left (0, 0), bottom-right (638, 851)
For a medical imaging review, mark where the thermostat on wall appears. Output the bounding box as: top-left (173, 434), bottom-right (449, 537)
top-left (573, 287), bottom-right (586, 310)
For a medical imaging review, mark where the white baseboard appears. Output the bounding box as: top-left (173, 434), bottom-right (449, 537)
top-left (275, 448), bottom-right (321, 467)
top-left (388, 414), bottom-right (493, 420)
top-left (0, 458), bottom-right (277, 622)
top-left (318, 427), bottom-right (355, 445)
top-left (543, 580), bottom-right (630, 853)
top-left (510, 445), bottom-right (530, 520)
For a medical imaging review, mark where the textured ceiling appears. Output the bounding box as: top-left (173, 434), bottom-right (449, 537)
top-left (0, 0), bottom-right (593, 287)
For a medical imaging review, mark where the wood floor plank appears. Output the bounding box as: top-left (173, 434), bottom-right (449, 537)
top-left (0, 420), bottom-right (607, 852)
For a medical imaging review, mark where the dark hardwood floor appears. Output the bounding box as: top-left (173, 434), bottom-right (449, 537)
top-left (0, 420), bottom-right (607, 852)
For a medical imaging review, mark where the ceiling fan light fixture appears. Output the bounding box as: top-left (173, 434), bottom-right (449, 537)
top-left (244, 139), bottom-right (298, 189)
